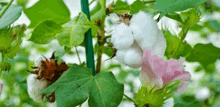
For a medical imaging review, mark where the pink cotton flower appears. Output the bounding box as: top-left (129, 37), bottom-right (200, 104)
top-left (139, 50), bottom-right (191, 93)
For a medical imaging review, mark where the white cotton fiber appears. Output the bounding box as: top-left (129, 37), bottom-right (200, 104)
top-left (152, 30), bottom-right (167, 58)
top-left (27, 74), bottom-right (48, 102)
top-left (130, 11), bottom-right (159, 49)
top-left (124, 43), bottom-right (143, 68)
top-left (111, 23), bottom-right (134, 49)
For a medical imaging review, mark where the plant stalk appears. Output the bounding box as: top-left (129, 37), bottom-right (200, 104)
top-left (75, 47), bottom-right (82, 65)
top-left (81, 0), bottom-right (96, 75)
top-left (96, 19), bottom-right (105, 74)
top-left (0, 0), bottom-right (14, 18)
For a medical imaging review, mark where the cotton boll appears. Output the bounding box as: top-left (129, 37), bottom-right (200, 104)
top-left (113, 34), bottom-right (134, 49)
top-left (27, 74), bottom-right (48, 102)
top-left (195, 87), bottom-right (211, 101)
top-left (130, 11), bottom-right (159, 49)
top-left (116, 48), bottom-right (129, 64)
top-left (111, 23), bottom-right (134, 49)
top-left (124, 43), bottom-right (143, 68)
top-left (152, 30), bottom-right (167, 58)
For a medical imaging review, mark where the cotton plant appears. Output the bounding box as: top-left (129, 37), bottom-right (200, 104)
top-left (0, 0), bottom-right (218, 106)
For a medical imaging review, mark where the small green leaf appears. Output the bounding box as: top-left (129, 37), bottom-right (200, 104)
top-left (164, 30), bottom-right (192, 59)
top-left (40, 65), bottom-right (124, 107)
top-left (165, 12), bottom-right (183, 23)
top-left (56, 13), bottom-right (91, 47)
top-left (24, 0), bottom-right (70, 28)
top-left (130, 0), bottom-right (147, 14)
top-left (29, 20), bottom-right (63, 44)
top-left (155, 0), bottom-right (209, 18)
top-left (180, 8), bottom-right (202, 28)
top-left (204, 20), bottom-right (220, 32)
top-left (0, 4), bottom-right (22, 29)
top-left (112, 0), bottom-right (130, 14)
top-left (91, 9), bottom-right (106, 21)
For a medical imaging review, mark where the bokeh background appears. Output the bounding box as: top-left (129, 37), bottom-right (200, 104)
top-left (0, 0), bottom-right (219, 106)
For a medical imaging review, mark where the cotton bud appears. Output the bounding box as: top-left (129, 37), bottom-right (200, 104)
top-left (195, 87), bottom-right (211, 101)
top-left (111, 23), bottom-right (134, 49)
top-left (27, 74), bottom-right (49, 102)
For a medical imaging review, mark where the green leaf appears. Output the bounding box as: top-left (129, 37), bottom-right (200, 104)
top-left (40, 64), bottom-right (124, 107)
top-left (112, 0), bottom-right (130, 14)
top-left (155, 0), bottom-right (209, 18)
top-left (164, 30), bottom-right (192, 59)
top-left (91, 9), bottom-right (106, 21)
top-left (180, 8), bottom-right (202, 28)
top-left (165, 12), bottom-right (183, 23)
top-left (204, 20), bottom-right (220, 32)
top-left (0, 4), bottom-right (22, 29)
top-left (186, 43), bottom-right (219, 72)
top-left (29, 20), bottom-right (63, 44)
top-left (130, 0), bottom-right (147, 14)
top-left (24, 0), bottom-right (70, 28)
top-left (56, 13), bottom-right (91, 47)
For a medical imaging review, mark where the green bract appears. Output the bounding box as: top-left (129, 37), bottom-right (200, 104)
top-left (135, 80), bottom-right (181, 107)
top-left (40, 64), bottom-right (124, 107)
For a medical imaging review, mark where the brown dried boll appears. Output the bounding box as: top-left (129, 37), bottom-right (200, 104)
top-left (28, 52), bottom-right (69, 102)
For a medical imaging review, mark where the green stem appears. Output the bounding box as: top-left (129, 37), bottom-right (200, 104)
top-left (123, 94), bottom-right (136, 104)
top-left (75, 47), bottom-right (82, 65)
top-left (171, 27), bottom-right (189, 58)
top-left (0, 0), bottom-right (14, 18)
top-left (81, 0), bottom-right (96, 75)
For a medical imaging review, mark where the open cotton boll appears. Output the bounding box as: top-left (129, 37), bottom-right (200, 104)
top-left (130, 11), bottom-right (159, 49)
top-left (27, 74), bottom-right (48, 102)
top-left (152, 30), bottom-right (167, 58)
top-left (111, 23), bottom-right (134, 49)
top-left (116, 48), bottom-right (129, 64)
top-left (113, 34), bottom-right (134, 49)
top-left (124, 43), bottom-right (143, 68)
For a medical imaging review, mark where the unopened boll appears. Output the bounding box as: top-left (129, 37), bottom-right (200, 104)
top-left (111, 23), bottom-right (134, 49)
top-left (27, 74), bottom-right (48, 102)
